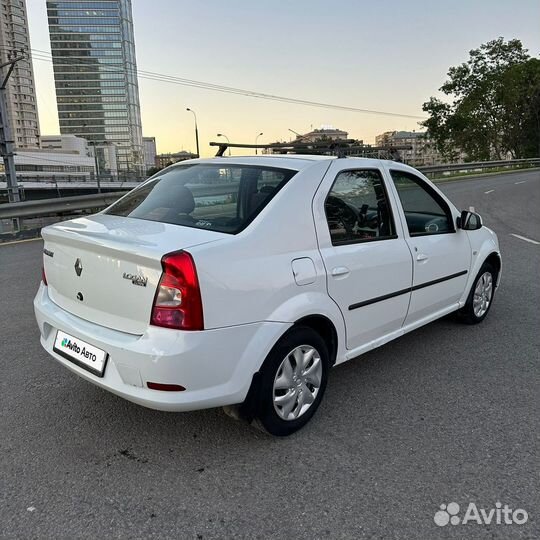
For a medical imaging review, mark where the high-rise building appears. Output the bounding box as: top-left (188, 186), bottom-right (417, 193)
top-left (142, 136), bottom-right (156, 171)
top-left (46, 0), bottom-right (144, 174)
top-left (0, 0), bottom-right (40, 148)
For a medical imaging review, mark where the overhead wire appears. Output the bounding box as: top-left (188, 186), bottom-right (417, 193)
top-left (18, 47), bottom-right (426, 120)
top-left (0, 45), bottom-right (426, 168)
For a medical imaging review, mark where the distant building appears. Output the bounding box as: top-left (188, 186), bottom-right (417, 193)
top-left (143, 137), bottom-right (157, 171)
top-left (40, 134), bottom-right (118, 175)
top-left (0, 0), bottom-right (40, 149)
top-left (41, 134), bottom-right (92, 155)
top-left (155, 151), bottom-right (197, 169)
top-left (375, 130), bottom-right (449, 166)
top-left (1, 134), bottom-right (95, 180)
top-left (46, 0), bottom-right (144, 174)
top-left (295, 127), bottom-right (349, 143)
top-left (263, 126), bottom-right (353, 155)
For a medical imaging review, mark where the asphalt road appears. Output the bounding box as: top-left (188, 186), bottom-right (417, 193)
top-left (1, 170), bottom-right (539, 539)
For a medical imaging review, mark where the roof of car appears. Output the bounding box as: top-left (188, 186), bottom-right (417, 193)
top-left (174, 154), bottom-right (365, 172)
top-left (167, 155), bottom-right (418, 175)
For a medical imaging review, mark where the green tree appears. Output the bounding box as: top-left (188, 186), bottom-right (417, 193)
top-left (422, 38), bottom-right (539, 160)
top-left (500, 58), bottom-right (540, 158)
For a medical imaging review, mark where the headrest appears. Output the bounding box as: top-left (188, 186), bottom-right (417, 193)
top-left (173, 185), bottom-right (195, 214)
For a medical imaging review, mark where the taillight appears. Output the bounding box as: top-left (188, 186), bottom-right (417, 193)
top-left (150, 250), bottom-right (203, 331)
top-left (41, 266), bottom-right (48, 286)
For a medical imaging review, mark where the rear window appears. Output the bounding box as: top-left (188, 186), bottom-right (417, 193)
top-left (104, 164), bottom-right (297, 234)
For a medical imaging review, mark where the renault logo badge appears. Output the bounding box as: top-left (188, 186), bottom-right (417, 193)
top-left (74, 258), bottom-right (83, 277)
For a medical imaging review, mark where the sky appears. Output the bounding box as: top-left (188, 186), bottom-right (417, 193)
top-left (26, 0), bottom-right (540, 157)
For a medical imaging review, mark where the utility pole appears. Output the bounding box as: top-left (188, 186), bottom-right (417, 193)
top-left (0, 51), bottom-right (25, 230)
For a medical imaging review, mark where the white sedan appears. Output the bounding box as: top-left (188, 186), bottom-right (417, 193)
top-left (34, 156), bottom-right (501, 436)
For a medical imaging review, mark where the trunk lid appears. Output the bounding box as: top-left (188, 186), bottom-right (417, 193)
top-left (42, 214), bottom-right (225, 334)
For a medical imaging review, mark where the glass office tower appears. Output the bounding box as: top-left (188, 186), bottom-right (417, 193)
top-left (46, 0), bottom-right (144, 174)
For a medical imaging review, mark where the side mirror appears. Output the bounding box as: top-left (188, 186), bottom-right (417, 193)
top-left (458, 209), bottom-right (483, 230)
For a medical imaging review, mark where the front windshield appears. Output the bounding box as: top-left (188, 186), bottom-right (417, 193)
top-left (104, 163), bottom-right (297, 234)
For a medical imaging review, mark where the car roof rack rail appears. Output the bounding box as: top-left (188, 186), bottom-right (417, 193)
top-left (208, 141), bottom-right (411, 159)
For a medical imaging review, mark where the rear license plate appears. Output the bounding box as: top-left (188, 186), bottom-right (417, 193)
top-left (53, 330), bottom-right (108, 377)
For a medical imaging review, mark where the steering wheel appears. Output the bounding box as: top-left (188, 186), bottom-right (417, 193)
top-left (326, 196), bottom-right (359, 234)
top-left (424, 217), bottom-right (447, 233)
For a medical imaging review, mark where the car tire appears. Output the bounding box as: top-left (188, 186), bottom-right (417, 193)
top-left (250, 326), bottom-right (330, 436)
top-left (458, 262), bottom-right (497, 324)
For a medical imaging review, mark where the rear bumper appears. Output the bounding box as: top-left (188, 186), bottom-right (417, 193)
top-left (33, 283), bottom-right (289, 412)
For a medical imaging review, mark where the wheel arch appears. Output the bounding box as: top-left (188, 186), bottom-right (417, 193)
top-left (294, 314), bottom-right (339, 366)
top-left (484, 251), bottom-right (502, 284)
top-left (460, 227), bottom-right (501, 304)
top-left (233, 315), bottom-right (339, 424)
top-left (461, 249), bottom-right (502, 304)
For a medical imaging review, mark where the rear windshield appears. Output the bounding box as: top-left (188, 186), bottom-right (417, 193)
top-left (104, 164), bottom-right (297, 234)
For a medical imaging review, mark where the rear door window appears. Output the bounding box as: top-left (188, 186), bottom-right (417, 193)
top-left (105, 164), bottom-right (296, 234)
top-left (325, 169), bottom-right (396, 245)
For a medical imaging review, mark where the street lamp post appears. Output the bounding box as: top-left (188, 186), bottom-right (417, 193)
top-left (186, 108), bottom-right (200, 157)
top-left (255, 132), bottom-right (263, 155)
top-left (217, 133), bottom-right (230, 155)
top-left (288, 128), bottom-right (302, 142)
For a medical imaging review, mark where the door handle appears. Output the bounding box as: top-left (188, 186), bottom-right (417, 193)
top-left (416, 253), bottom-right (429, 262)
top-left (331, 266), bottom-right (350, 278)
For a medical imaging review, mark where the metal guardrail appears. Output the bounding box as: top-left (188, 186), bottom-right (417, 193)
top-left (1, 158), bottom-right (539, 222)
top-left (0, 191), bottom-right (125, 220)
top-left (418, 157), bottom-right (540, 173)
top-left (0, 175), bottom-right (147, 184)
top-left (0, 182), bottom-right (240, 220)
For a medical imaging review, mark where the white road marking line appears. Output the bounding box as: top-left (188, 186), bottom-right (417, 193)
top-left (0, 237), bottom-right (41, 247)
top-left (515, 181), bottom-right (526, 184)
top-left (484, 189), bottom-right (495, 194)
top-left (510, 233), bottom-right (540, 245)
